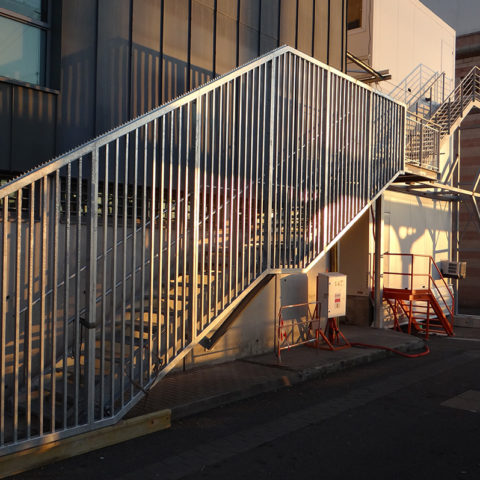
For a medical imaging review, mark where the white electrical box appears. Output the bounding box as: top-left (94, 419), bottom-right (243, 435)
top-left (317, 272), bottom-right (347, 318)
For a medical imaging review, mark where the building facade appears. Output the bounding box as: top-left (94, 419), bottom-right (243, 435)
top-left (0, 0), bottom-right (346, 176)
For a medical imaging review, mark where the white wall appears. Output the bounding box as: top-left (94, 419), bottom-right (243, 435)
top-left (184, 256), bottom-right (330, 369)
top-left (369, 0), bottom-right (455, 94)
top-left (420, 0), bottom-right (480, 37)
top-left (382, 190), bottom-right (451, 290)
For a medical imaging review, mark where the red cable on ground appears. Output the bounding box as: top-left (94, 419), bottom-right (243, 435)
top-left (350, 342), bottom-right (430, 358)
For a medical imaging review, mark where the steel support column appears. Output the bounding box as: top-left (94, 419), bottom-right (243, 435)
top-left (374, 195), bottom-right (384, 328)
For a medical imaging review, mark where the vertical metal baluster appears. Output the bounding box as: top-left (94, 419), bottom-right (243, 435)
top-left (51, 171), bottom-right (60, 430)
top-left (299, 60), bottom-right (306, 267)
top-left (254, 66), bottom-right (261, 277)
top-left (166, 114), bottom-right (174, 361)
top-left (201, 97), bottom-right (207, 327)
top-left (310, 65), bottom-right (317, 257)
top-left (157, 118), bottom-right (165, 366)
top-left (323, 70), bottom-right (331, 249)
top-left (175, 109), bottom-right (182, 354)
top-left (354, 86), bottom-right (360, 214)
top-left (362, 89), bottom-right (368, 205)
top-left (279, 56), bottom-right (287, 267)
top-left (354, 86), bottom-right (360, 215)
top-left (0, 197), bottom-right (7, 446)
top-left (339, 78), bottom-right (345, 235)
top-left (223, 87), bottom-right (229, 310)
top-left (13, 189), bottom-right (21, 442)
top-left (121, 135), bottom-right (129, 407)
top-left (345, 84), bottom-right (351, 226)
top-left (284, 55), bottom-right (292, 266)
top-left (216, 88), bottom-right (222, 315)
top-left (111, 141), bottom-right (119, 415)
top-left (290, 56), bottom-right (297, 266)
top-left (314, 65), bottom-right (321, 256)
top-left (242, 74), bottom-right (249, 289)
top-left (183, 107), bottom-right (190, 347)
top-left (334, 76), bottom-right (340, 237)
top-left (337, 77), bottom-right (343, 237)
top-left (101, 146), bottom-right (109, 418)
top-left (340, 79), bottom-right (347, 234)
top-left (366, 92), bottom-right (373, 203)
top-left (63, 168), bottom-right (71, 425)
top-left (261, 63), bottom-right (268, 270)
top-left (347, 84), bottom-right (353, 225)
top-left (190, 98), bottom-right (202, 344)
top-left (140, 125), bottom-right (147, 385)
top-left (277, 58), bottom-right (285, 269)
top-left (248, 71), bottom-right (254, 283)
top-left (28, 182), bottom-right (35, 436)
top-left (150, 119), bottom-right (158, 372)
top-left (208, 92), bottom-right (215, 323)
top-left (313, 67), bottom-right (321, 255)
top-left (306, 62), bottom-right (313, 264)
top-left (130, 130), bottom-right (138, 399)
top-left (388, 102), bottom-right (394, 181)
top-left (379, 99), bottom-right (385, 186)
top-left (40, 175), bottom-right (48, 433)
top-left (229, 81), bottom-right (236, 303)
top-left (267, 58), bottom-right (277, 271)
top-left (358, 89), bottom-right (364, 207)
top-left (330, 76), bottom-right (337, 242)
top-left (87, 148), bottom-right (99, 425)
top-left (271, 61), bottom-right (279, 271)
top-left (235, 78), bottom-right (242, 297)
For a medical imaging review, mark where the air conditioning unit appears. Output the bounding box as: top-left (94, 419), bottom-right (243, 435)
top-left (441, 261), bottom-right (467, 279)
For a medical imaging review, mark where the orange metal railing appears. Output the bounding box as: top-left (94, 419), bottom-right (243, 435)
top-left (383, 253), bottom-right (454, 334)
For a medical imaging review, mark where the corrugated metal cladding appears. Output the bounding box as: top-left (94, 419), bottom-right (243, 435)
top-left (0, 0), bottom-right (347, 174)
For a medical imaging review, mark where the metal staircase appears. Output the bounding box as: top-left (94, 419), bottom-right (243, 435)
top-left (430, 66), bottom-right (480, 139)
top-left (404, 66), bottom-right (480, 173)
top-left (383, 253), bottom-right (454, 338)
top-left (0, 46), bottom-right (405, 455)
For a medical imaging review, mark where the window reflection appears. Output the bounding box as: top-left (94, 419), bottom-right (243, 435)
top-left (0, 0), bottom-right (45, 21)
top-left (0, 15), bottom-right (45, 84)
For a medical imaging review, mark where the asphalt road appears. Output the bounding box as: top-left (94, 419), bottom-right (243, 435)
top-left (11, 329), bottom-right (480, 480)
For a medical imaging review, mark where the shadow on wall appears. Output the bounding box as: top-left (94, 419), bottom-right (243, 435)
top-left (58, 38), bottom-right (214, 155)
top-left (384, 196), bottom-right (450, 290)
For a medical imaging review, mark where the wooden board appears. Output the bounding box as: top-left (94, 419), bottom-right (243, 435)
top-left (0, 409), bottom-right (171, 479)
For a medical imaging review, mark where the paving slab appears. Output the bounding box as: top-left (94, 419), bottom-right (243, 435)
top-left (127, 326), bottom-right (425, 421)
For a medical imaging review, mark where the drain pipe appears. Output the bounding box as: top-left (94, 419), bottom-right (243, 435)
top-left (374, 195), bottom-right (384, 328)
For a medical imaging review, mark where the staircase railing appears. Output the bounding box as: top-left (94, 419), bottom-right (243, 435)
top-left (409, 71), bottom-right (452, 118)
top-left (389, 64), bottom-right (438, 105)
top-left (404, 67), bottom-right (480, 172)
top-left (430, 66), bottom-right (480, 138)
top-left (405, 113), bottom-right (441, 171)
top-left (0, 45), bottom-right (405, 455)
top-left (384, 253), bottom-right (455, 321)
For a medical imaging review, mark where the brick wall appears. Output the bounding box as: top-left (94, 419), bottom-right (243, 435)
top-left (456, 32), bottom-right (480, 313)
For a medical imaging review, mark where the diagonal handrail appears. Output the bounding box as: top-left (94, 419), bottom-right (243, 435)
top-left (404, 66), bottom-right (480, 171)
top-left (430, 66), bottom-right (480, 138)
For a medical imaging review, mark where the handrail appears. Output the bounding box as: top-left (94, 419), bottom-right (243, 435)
top-left (430, 66), bottom-right (480, 137)
top-left (384, 252), bottom-right (454, 320)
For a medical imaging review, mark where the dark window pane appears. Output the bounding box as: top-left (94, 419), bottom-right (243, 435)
top-left (347, 0), bottom-right (362, 30)
top-left (0, 0), bottom-right (46, 21)
top-left (0, 15), bottom-right (45, 84)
